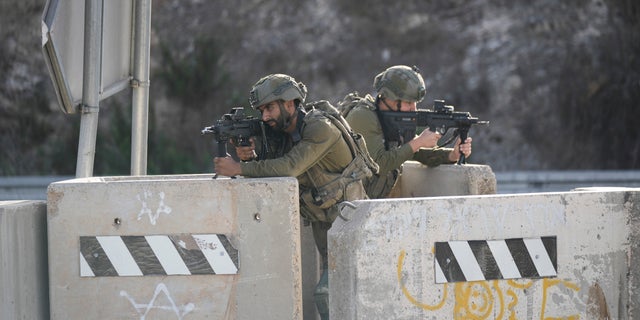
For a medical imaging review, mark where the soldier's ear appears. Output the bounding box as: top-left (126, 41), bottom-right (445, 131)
top-left (285, 100), bottom-right (297, 111)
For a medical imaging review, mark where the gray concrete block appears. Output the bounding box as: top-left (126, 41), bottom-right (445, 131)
top-left (0, 200), bottom-right (49, 320)
top-left (47, 174), bottom-right (302, 320)
top-left (329, 189), bottom-right (640, 319)
top-left (388, 162), bottom-right (496, 198)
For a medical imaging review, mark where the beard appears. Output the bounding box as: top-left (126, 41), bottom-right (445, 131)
top-left (265, 117), bottom-right (286, 131)
top-left (265, 102), bottom-right (291, 131)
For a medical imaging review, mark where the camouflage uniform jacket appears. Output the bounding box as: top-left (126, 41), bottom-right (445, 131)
top-left (240, 107), bottom-right (365, 222)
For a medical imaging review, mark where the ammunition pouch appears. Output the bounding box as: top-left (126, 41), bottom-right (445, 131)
top-left (300, 155), bottom-right (370, 223)
top-left (363, 167), bottom-right (401, 199)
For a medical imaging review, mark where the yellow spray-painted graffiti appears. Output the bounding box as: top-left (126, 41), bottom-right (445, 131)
top-left (397, 250), bottom-right (448, 310)
top-left (541, 279), bottom-right (581, 320)
top-left (397, 250), bottom-right (580, 319)
top-left (453, 281), bottom-right (505, 319)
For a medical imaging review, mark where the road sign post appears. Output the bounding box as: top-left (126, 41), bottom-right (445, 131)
top-left (42, 0), bottom-right (150, 177)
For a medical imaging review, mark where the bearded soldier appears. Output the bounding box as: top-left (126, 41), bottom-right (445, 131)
top-left (214, 74), bottom-right (373, 320)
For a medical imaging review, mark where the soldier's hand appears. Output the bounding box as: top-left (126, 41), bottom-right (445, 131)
top-left (449, 137), bottom-right (472, 162)
top-left (409, 127), bottom-right (442, 152)
top-left (214, 156), bottom-right (242, 177)
top-left (234, 138), bottom-right (257, 161)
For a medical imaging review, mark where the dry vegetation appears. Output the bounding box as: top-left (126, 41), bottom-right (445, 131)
top-left (1, 0), bottom-right (638, 175)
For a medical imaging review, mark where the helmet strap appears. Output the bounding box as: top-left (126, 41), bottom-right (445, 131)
top-left (380, 96), bottom-right (401, 112)
top-left (291, 104), bottom-right (307, 144)
top-left (276, 100), bottom-right (301, 132)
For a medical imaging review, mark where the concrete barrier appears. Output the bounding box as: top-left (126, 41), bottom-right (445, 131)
top-left (388, 162), bottom-right (497, 197)
top-left (299, 163), bottom-right (496, 320)
top-left (329, 189), bottom-right (640, 319)
top-left (0, 200), bottom-right (49, 320)
top-left (47, 174), bottom-right (302, 320)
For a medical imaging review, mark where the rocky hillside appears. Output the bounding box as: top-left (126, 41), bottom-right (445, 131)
top-left (1, 0), bottom-right (638, 175)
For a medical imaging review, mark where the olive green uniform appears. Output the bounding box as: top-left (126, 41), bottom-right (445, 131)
top-left (344, 94), bottom-right (455, 198)
top-left (241, 108), bottom-right (360, 264)
top-left (241, 110), bottom-right (353, 186)
top-left (244, 73), bottom-right (366, 320)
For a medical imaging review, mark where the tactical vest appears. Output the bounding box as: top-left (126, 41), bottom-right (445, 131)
top-left (298, 100), bottom-right (379, 223)
top-left (337, 92), bottom-right (403, 199)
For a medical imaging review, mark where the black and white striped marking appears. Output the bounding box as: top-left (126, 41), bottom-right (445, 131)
top-left (434, 236), bottom-right (556, 283)
top-left (79, 234), bottom-right (238, 277)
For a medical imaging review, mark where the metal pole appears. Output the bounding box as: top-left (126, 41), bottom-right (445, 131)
top-left (131, 0), bottom-right (152, 176)
top-left (75, 0), bottom-right (103, 178)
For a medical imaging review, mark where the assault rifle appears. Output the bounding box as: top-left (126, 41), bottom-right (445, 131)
top-left (201, 107), bottom-right (265, 158)
top-left (379, 100), bottom-right (488, 164)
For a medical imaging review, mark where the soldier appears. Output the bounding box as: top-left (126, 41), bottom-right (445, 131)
top-left (214, 73), bottom-right (372, 320)
top-left (339, 65), bottom-right (473, 199)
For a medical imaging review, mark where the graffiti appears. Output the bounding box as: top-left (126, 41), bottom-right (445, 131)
top-left (397, 250), bottom-right (581, 319)
top-left (397, 250), bottom-right (448, 311)
top-left (541, 278), bottom-right (581, 320)
top-left (120, 283), bottom-right (195, 319)
top-left (453, 281), bottom-right (505, 319)
top-left (136, 190), bottom-right (172, 225)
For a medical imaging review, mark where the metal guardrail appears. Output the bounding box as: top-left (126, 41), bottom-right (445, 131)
top-left (2, 171), bottom-right (640, 200)
top-left (495, 170), bottom-right (640, 194)
top-left (0, 176), bottom-right (73, 201)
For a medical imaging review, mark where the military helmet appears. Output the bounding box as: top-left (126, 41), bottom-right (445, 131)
top-left (373, 65), bottom-right (426, 102)
top-left (249, 74), bottom-right (307, 109)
